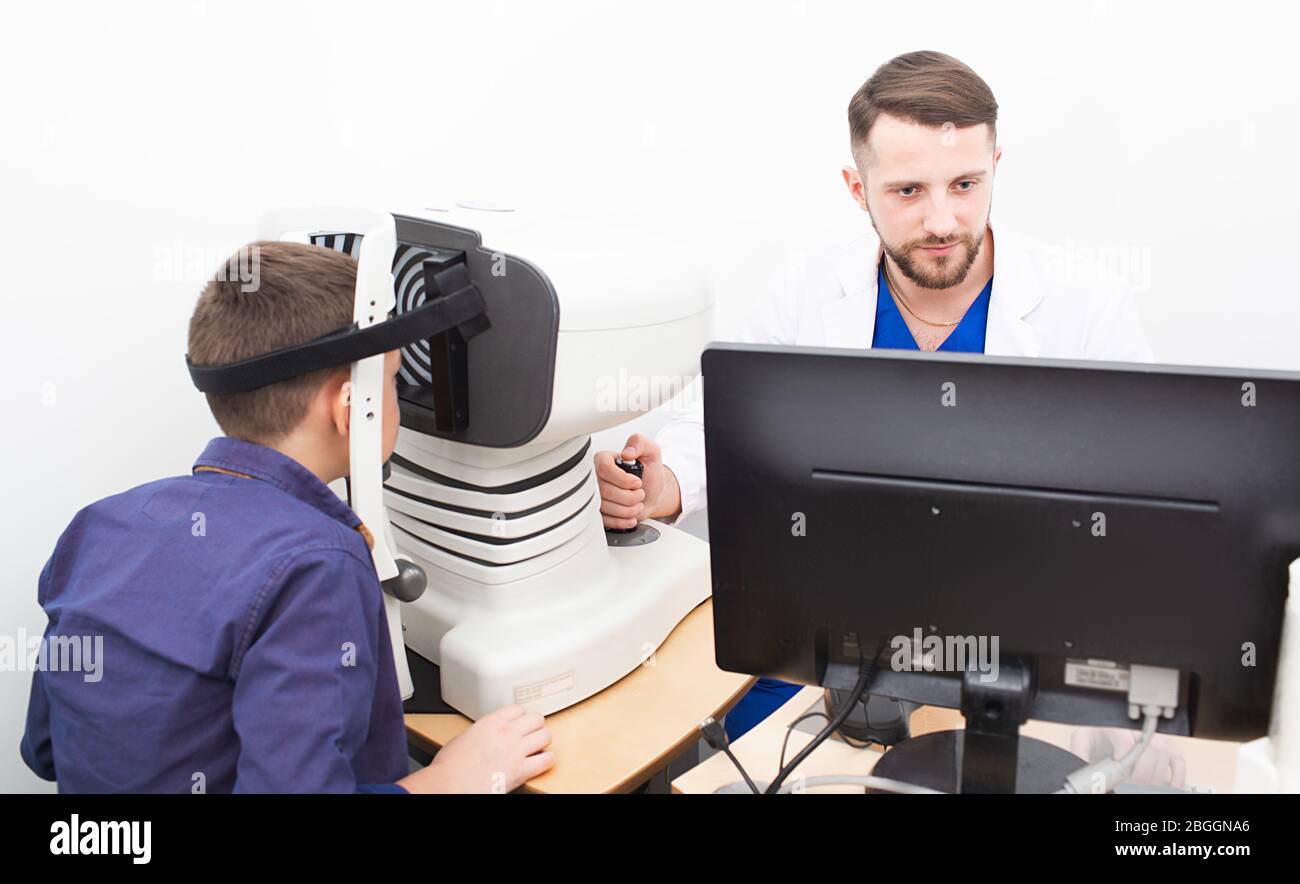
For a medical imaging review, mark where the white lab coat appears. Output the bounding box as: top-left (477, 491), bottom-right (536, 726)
top-left (656, 222), bottom-right (1155, 525)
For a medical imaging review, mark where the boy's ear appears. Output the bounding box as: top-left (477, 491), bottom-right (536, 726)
top-left (330, 377), bottom-right (352, 437)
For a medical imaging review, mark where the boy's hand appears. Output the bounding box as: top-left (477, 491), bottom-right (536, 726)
top-left (398, 704), bottom-right (553, 793)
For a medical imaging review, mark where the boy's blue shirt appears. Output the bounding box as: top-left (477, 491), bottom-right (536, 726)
top-left (21, 436), bottom-right (409, 793)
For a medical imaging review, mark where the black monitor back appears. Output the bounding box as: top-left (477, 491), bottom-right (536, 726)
top-left (703, 343), bottom-right (1300, 741)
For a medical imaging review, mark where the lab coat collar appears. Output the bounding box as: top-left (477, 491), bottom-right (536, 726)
top-left (821, 220), bottom-right (1043, 357)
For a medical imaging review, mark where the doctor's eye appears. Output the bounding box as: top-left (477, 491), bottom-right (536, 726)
top-left (954, 180), bottom-right (976, 192)
top-left (897, 186), bottom-right (919, 197)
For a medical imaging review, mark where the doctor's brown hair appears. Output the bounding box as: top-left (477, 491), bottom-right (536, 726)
top-left (848, 50), bottom-right (999, 167)
top-left (187, 242), bottom-right (358, 444)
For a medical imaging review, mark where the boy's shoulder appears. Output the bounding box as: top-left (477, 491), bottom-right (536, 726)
top-left (39, 469), bottom-right (382, 683)
top-left (49, 470), bottom-right (374, 597)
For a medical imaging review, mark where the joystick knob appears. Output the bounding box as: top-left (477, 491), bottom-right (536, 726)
top-left (608, 457), bottom-right (644, 534)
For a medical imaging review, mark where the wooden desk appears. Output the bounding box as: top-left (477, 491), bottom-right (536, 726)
top-left (673, 686), bottom-right (1241, 794)
top-left (405, 599), bottom-right (754, 793)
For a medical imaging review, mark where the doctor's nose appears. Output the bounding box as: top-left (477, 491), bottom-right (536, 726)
top-left (922, 198), bottom-right (958, 241)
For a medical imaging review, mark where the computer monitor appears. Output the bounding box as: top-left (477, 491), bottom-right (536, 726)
top-left (703, 343), bottom-right (1300, 791)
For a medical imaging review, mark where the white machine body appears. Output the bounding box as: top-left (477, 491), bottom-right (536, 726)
top-left (257, 207), bottom-right (416, 700)
top-left (389, 204), bottom-right (715, 719)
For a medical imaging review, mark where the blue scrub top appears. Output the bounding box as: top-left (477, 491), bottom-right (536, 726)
top-left (723, 262), bottom-right (995, 743)
top-left (872, 261), bottom-right (993, 353)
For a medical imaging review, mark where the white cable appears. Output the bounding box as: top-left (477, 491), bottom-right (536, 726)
top-left (776, 775), bottom-right (944, 794)
top-left (1057, 706), bottom-right (1161, 794)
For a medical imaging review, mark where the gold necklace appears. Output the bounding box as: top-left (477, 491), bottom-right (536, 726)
top-left (882, 258), bottom-right (962, 328)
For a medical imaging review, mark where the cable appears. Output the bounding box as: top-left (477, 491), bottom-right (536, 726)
top-left (779, 711), bottom-right (829, 771)
top-left (699, 715), bottom-right (760, 794)
top-left (777, 710), bottom-right (880, 772)
top-left (1057, 706), bottom-right (1162, 794)
top-left (773, 775), bottom-right (943, 795)
top-left (824, 690), bottom-right (891, 749)
top-left (720, 746), bottom-right (758, 795)
top-left (765, 645), bottom-right (883, 795)
top-left (1117, 711), bottom-right (1160, 770)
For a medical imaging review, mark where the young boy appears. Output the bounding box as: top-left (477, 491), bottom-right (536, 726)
top-left (21, 242), bottom-right (553, 793)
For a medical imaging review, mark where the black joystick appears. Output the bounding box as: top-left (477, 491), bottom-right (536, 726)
top-left (609, 457), bottom-right (643, 534)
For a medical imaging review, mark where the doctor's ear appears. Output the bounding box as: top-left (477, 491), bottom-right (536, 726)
top-left (842, 165), bottom-right (869, 212)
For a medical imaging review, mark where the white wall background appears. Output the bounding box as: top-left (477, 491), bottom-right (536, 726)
top-left (2, 0), bottom-right (1296, 792)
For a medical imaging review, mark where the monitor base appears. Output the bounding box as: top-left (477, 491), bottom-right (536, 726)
top-left (873, 730), bottom-right (1084, 794)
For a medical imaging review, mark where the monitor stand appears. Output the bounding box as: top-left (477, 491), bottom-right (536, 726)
top-left (872, 658), bottom-right (1084, 794)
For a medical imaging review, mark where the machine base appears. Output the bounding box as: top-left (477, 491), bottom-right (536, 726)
top-left (401, 647), bottom-right (458, 715)
top-left (400, 515), bottom-right (712, 720)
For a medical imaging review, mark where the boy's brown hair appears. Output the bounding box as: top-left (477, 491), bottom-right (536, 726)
top-left (848, 50), bottom-right (998, 168)
top-left (187, 241), bottom-right (358, 444)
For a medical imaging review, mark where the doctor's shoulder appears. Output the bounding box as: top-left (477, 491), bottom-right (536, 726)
top-left (1001, 229), bottom-right (1143, 310)
top-left (1002, 229), bottom-right (1154, 362)
top-left (725, 233), bottom-right (875, 347)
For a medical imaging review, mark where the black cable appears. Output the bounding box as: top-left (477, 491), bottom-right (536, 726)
top-left (840, 732), bottom-right (875, 750)
top-left (699, 716), bottom-right (760, 794)
top-left (779, 711), bottom-right (829, 771)
top-left (779, 705), bottom-right (879, 775)
top-left (765, 643), bottom-right (883, 795)
top-left (825, 690), bottom-right (884, 749)
top-left (721, 747), bottom-right (760, 794)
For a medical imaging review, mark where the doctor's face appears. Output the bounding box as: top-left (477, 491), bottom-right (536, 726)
top-left (844, 114), bottom-right (1000, 290)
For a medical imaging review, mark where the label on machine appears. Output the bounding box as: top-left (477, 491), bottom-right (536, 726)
top-left (514, 670), bottom-right (576, 704)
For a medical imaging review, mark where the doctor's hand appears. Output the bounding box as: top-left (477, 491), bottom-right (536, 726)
top-left (594, 434), bottom-right (681, 529)
top-left (397, 704), bottom-right (553, 794)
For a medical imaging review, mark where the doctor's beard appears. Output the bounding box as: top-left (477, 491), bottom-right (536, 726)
top-left (884, 228), bottom-right (983, 290)
top-left (867, 194), bottom-right (991, 290)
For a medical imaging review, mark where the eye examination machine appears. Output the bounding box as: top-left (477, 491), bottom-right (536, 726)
top-left (244, 205), bottom-right (713, 722)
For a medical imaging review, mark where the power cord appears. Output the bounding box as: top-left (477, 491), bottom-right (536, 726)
top-left (703, 642), bottom-right (940, 795)
top-left (780, 712), bottom-right (829, 771)
top-left (778, 711), bottom-right (880, 769)
top-left (765, 647), bottom-right (882, 795)
top-left (699, 716), bottom-right (760, 794)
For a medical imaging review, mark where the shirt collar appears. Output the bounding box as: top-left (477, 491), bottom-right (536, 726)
top-left (192, 436), bottom-right (365, 534)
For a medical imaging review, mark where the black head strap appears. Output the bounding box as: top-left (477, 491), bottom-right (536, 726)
top-left (186, 280), bottom-right (488, 395)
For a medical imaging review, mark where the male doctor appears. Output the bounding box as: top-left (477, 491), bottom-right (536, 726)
top-left (594, 51), bottom-right (1162, 745)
